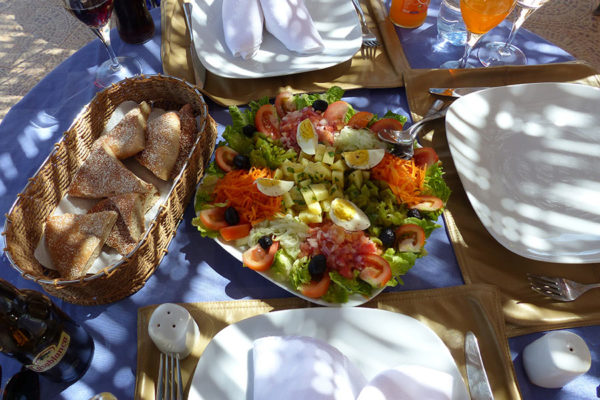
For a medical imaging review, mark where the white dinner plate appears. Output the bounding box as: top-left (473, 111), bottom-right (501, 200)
top-left (445, 82), bottom-right (600, 263)
top-left (216, 239), bottom-right (385, 307)
top-left (190, 0), bottom-right (362, 79)
top-left (188, 307), bottom-right (469, 400)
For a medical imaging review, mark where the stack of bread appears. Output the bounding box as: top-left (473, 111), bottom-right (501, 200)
top-left (43, 102), bottom-right (198, 280)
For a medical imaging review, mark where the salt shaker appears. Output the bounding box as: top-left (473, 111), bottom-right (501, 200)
top-left (148, 303), bottom-right (199, 358)
top-left (436, 0), bottom-right (466, 46)
top-left (522, 331), bottom-right (591, 389)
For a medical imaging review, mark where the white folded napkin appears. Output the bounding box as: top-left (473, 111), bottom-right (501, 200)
top-left (356, 365), bottom-right (454, 400)
top-left (259, 0), bottom-right (325, 54)
top-left (222, 0), bottom-right (264, 59)
top-left (252, 336), bottom-right (367, 400)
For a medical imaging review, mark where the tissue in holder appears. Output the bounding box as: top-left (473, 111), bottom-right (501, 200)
top-left (252, 336), bottom-right (367, 400)
top-left (222, 0), bottom-right (264, 59)
top-left (148, 303), bottom-right (199, 359)
top-left (260, 0), bottom-right (325, 54)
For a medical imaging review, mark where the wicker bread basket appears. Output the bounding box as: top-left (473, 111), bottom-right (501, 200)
top-left (2, 74), bottom-right (218, 305)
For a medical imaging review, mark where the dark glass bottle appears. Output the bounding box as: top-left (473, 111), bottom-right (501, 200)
top-left (0, 279), bottom-right (94, 383)
top-left (113, 0), bottom-right (155, 44)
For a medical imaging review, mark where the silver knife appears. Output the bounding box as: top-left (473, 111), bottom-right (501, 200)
top-left (465, 331), bottom-right (494, 400)
top-left (429, 87), bottom-right (490, 98)
top-left (183, 1), bottom-right (206, 89)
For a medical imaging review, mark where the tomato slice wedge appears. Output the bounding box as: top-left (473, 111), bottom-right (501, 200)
top-left (395, 224), bottom-right (426, 252)
top-left (347, 111), bottom-right (374, 129)
top-left (358, 254), bottom-right (392, 288)
top-left (255, 104), bottom-right (280, 139)
top-left (214, 146), bottom-right (238, 172)
top-left (274, 91), bottom-right (296, 118)
top-left (414, 196), bottom-right (444, 212)
top-left (300, 273), bottom-right (331, 299)
top-left (198, 207), bottom-right (228, 231)
top-left (323, 100), bottom-right (351, 130)
top-left (369, 118), bottom-right (404, 134)
top-left (219, 223), bottom-right (251, 241)
top-left (413, 147), bottom-right (439, 169)
top-left (242, 241), bottom-right (279, 271)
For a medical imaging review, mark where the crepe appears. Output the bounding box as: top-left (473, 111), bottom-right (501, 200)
top-left (136, 111), bottom-right (181, 181)
top-left (44, 211), bottom-right (118, 279)
top-left (171, 104), bottom-right (197, 179)
top-left (88, 193), bottom-right (146, 255)
top-left (68, 145), bottom-right (159, 204)
top-left (95, 101), bottom-right (151, 159)
top-left (222, 0), bottom-right (264, 59)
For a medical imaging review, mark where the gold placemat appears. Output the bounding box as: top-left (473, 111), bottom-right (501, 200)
top-left (161, 0), bottom-right (409, 106)
top-left (403, 62), bottom-right (600, 337)
top-left (135, 284), bottom-right (520, 400)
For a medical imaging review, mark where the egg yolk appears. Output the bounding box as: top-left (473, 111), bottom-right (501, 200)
top-left (333, 199), bottom-right (357, 221)
top-left (299, 119), bottom-right (315, 140)
top-left (346, 150), bottom-right (369, 166)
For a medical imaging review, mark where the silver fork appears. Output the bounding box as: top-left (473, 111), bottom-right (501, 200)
top-left (527, 273), bottom-right (600, 302)
top-left (157, 353), bottom-right (183, 400)
top-left (351, 0), bottom-right (380, 47)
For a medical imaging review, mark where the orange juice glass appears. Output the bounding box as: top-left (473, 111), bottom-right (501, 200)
top-left (461, 0), bottom-right (515, 34)
top-left (390, 0), bottom-right (431, 28)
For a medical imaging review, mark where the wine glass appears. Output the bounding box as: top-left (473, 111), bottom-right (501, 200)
top-left (63, 0), bottom-right (142, 87)
top-left (441, 0), bottom-right (517, 68)
top-left (477, 0), bottom-right (551, 66)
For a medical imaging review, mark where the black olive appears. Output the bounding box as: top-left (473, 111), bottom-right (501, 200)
top-left (242, 124), bottom-right (255, 137)
top-left (407, 208), bottom-right (423, 219)
top-left (258, 235), bottom-right (273, 250)
top-left (224, 207), bottom-right (239, 225)
top-left (308, 254), bottom-right (327, 281)
top-left (379, 228), bottom-right (396, 248)
top-left (233, 154), bottom-right (251, 169)
top-left (312, 99), bottom-right (328, 112)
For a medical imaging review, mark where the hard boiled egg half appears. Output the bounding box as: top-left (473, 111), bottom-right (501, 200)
top-left (255, 178), bottom-right (295, 197)
top-left (296, 118), bottom-right (318, 155)
top-left (329, 198), bottom-right (371, 231)
top-left (342, 149), bottom-right (385, 170)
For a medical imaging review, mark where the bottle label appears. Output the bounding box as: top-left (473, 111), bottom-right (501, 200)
top-left (26, 331), bottom-right (70, 373)
top-left (402, 0), bottom-right (429, 14)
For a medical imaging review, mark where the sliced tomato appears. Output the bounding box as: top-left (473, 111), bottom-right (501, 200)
top-left (274, 91), bottom-right (296, 118)
top-left (369, 118), bottom-right (404, 134)
top-left (413, 147), bottom-right (439, 169)
top-left (198, 207), bottom-right (228, 231)
top-left (323, 100), bottom-right (351, 130)
top-left (414, 196), bottom-right (444, 212)
top-left (395, 224), bottom-right (426, 252)
top-left (255, 104), bottom-right (280, 139)
top-left (300, 273), bottom-right (331, 299)
top-left (219, 223), bottom-right (251, 241)
top-left (347, 111), bottom-right (374, 129)
top-left (358, 254), bottom-right (392, 288)
top-left (242, 241), bottom-right (279, 271)
top-left (214, 146), bottom-right (238, 172)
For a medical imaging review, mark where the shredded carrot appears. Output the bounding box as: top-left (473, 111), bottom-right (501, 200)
top-left (371, 153), bottom-right (426, 206)
top-left (213, 167), bottom-right (282, 225)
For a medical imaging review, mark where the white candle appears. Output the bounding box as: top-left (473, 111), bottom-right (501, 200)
top-left (523, 331), bottom-right (592, 388)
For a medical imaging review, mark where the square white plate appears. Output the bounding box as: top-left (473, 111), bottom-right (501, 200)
top-left (190, 0), bottom-right (362, 79)
top-left (445, 82), bottom-right (600, 263)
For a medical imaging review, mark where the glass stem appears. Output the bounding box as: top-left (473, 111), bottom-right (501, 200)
top-left (502, 6), bottom-right (536, 51)
top-left (91, 24), bottom-right (121, 72)
top-left (457, 31), bottom-right (483, 68)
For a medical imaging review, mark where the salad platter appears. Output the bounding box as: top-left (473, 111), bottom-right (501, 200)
top-left (193, 87), bottom-right (450, 306)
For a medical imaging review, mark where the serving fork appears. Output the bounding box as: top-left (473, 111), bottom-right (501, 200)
top-left (527, 273), bottom-right (600, 302)
top-left (351, 0), bottom-right (380, 47)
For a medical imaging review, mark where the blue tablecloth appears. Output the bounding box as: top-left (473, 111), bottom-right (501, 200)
top-left (0, 3), bottom-right (597, 400)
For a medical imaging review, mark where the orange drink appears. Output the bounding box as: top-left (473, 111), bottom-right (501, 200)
top-left (460, 0), bottom-right (515, 34)
top-left (390, 0), bottom-right (431, 28)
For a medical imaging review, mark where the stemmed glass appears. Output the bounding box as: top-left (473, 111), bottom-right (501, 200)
top-left (477, 0), bottom-right (551, 66)
top-left (63, 0), bottom-right (142, 87)
top-left (441, 0), bottom-right (517, 68)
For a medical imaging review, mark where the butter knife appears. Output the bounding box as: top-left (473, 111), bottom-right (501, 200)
top-left (183, 1), bottom-right (206, 89)
top-left (429, 87), bottom-right (490, 98)
top-left (465, 331), bottom-right (494, 400)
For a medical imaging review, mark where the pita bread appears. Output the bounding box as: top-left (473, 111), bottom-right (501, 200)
top-left (171, 104), bottom-right (198, 179)
top-left (136, 111), bottom-right (181, 180)
top-left (45, 211), bottom-right (118, 279)
top-left (94, 101), bottom-right (151, 159)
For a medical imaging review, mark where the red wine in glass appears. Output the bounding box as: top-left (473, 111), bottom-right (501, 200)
top-left (64, 0), bottom-right (142, 87)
